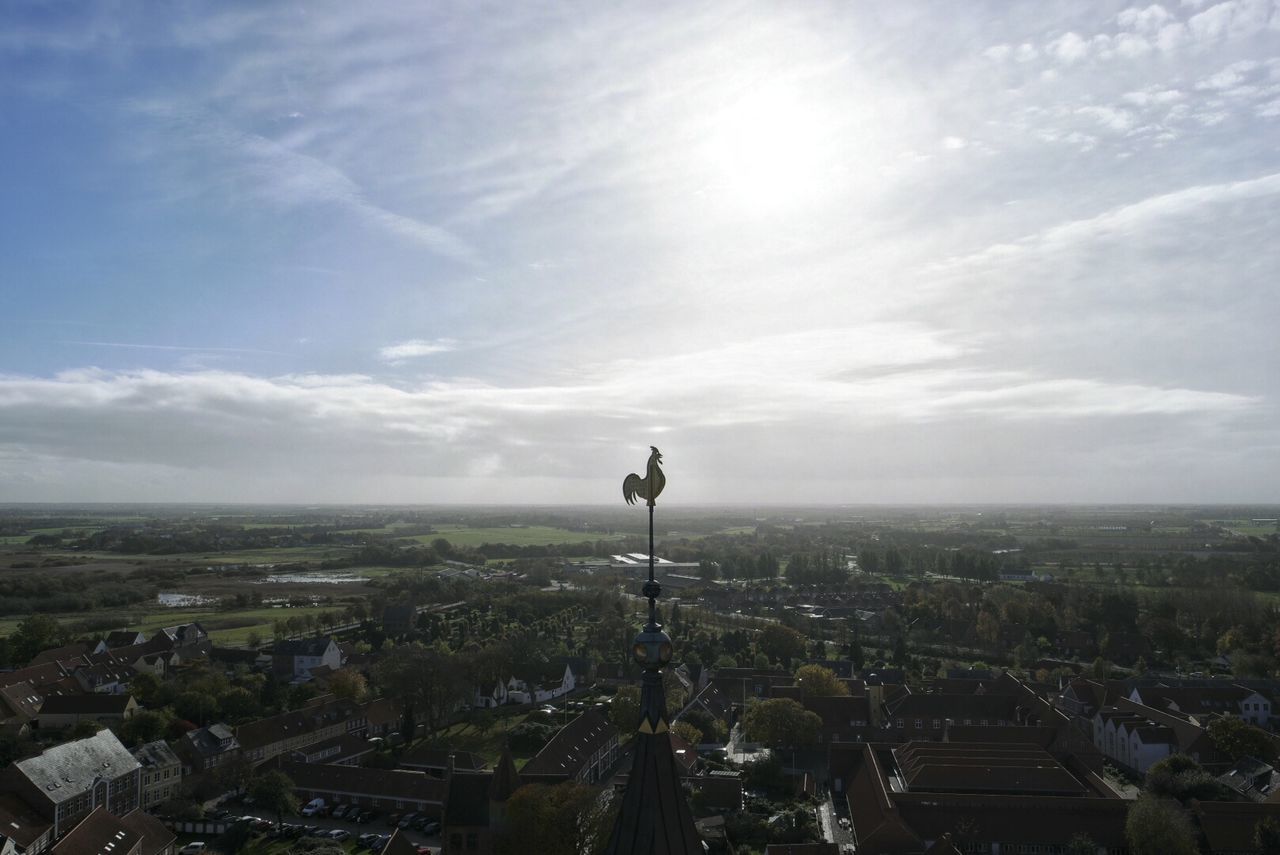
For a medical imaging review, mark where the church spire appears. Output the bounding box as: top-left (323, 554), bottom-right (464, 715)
top-left (605, 448), bottom-right (701, 854)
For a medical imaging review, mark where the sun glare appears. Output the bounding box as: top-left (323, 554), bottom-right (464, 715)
top-left (702, 84), bottom-right (834, 216)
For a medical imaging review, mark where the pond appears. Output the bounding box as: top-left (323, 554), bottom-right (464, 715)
top-left (157, 592), bottom-right (218, 607)
top-left (255, 572), bottom-right (369, 585)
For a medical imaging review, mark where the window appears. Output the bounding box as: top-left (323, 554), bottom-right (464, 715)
top-left (896, 718), bottom-right (904, 729)
top-left (931, 719), bottom-right (941, 730)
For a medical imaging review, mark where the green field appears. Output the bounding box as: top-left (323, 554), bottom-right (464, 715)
top-left (419, 710), bottom-right (538, 767)
top-left (410, 525), bottom-right (622, 547)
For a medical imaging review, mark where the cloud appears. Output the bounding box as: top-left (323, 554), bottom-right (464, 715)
top-left (379, 339), bottom-right (458, 362)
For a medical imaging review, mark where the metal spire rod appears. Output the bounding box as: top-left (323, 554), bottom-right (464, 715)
top-left (648, 502), bottom-right (656, 629)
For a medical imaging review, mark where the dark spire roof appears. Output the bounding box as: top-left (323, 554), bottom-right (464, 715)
top-left (604, 667), bottom-right (702, 854)
top-left (489, 748), bottom-right (521, 802)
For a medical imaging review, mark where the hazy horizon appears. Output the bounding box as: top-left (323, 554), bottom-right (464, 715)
top-left (4, 2), bottom-right (1279, 504)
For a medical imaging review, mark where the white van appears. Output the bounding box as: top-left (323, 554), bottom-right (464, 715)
top-left (301, 798), bottom-right (326, 817)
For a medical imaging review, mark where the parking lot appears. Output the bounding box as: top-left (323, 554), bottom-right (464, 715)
top-left (208, 800), bottom-right (441, 853)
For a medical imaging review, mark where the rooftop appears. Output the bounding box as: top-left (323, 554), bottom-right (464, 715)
top-left (15, 730), bottom-right (140, 805)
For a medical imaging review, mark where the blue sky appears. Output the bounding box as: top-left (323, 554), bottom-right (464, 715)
top-left (2, 0), bottom-right (1279, 503)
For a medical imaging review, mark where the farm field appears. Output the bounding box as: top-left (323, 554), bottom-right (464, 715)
top-left (406, 524), bottom-right (622, 547)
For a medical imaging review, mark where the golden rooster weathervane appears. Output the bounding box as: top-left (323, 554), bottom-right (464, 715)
top-left (622, 445), bottom-right (665, 507)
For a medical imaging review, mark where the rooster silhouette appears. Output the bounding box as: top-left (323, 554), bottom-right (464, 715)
top-left (623, 446), bottom-right (666, 507)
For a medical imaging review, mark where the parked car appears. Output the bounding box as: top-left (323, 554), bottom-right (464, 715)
top-left (422, 821), bottom-right (441, 835)
top-left (301, 798), bottom-right (327, 817)
top-left (178, 845), bottom-right (207, 855)
top-left (397, 812), bottom-right (419, 828)
top-left (331, 804), bottom-right (350, 819)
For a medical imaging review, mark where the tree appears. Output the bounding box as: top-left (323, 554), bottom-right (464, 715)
top-left (757, 625), bottom-right (806, 667)
top-left (1144, 754), bottom-right (1226, 803)
top-left (1125, 796), bottom-right (1198, 855)
top-left (327, 669), bottom-right (369, 702)
top-left (740, 698), bottom-right (821, 749)
top-left (1256, 815), bottom-right (1280, 855)
top-left (672, 720), bottom-right (703, 746)
top-left (497, 782), bottom-right (616, 855)
top-left (608, 685), bottom-right (640, 733)
top-left (794, 665), bottom-right (850, 697)
top-left (1065, 833), bottom-right (1097, 855)
top-left (248, 770), bottom-right (299, 828)
top-left (1208, 716), bottom-right (1279, 763)
top-left (10, 614), bottom-right (69, 664)
top-left (119, 709), bottom-right (175, 746)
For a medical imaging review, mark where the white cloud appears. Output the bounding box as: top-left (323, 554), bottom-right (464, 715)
top-left (378, 339), bottom-right (458, 362)
top-left (1049, 31), bottom-right (1092, 62)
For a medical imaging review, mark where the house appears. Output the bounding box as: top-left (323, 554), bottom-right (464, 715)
top-left (831, 741), bottom-right (1129, 854)
top-left (690, 770), bottom-right (743, 813)
top-left (0, 793), bottom-right (53, 855)
top-left (279, 762), bottom-right (446, 818)
top-left (178, 724), bottom-right (240, 773)
top-left (472, 679), bottom-right (509, 710)
top-left (1191, 800), bottom-right (1280, 855)
top-left (520, 709), bottom-right (619, 785)
top-left (36, 694), bottom-right (138, 730)
top-left (1129, 685), bottom-right (1273, 727)
top-left (505, 663), bottom-right (576, 705)
top-left (271, 637), bottom-right (342, 681)
top-left (131, 741), bottom-right (182, 810)
top-left (29, 645), bottom-right (91, 668)
top-left (1218, 756), bottom-right (1280, 802)
top-left (0, 681), bottom-right (44, 735)
top-left (803, 695), bottom-right (876, 745)
top-left (285, 732), bottom-right (374, 767)
top-left (48, 807), bottom-right (141, 855)
top-left (104, 631), bottom-right (147, 649)
top-left (1091, 699), bottom-right (1225, 773)
top-left (236, 695), bottom-right (374, 764)
top-left (4, 729), bottom-right (142, 838)
top-left (151, 623), bottom-right (210, 660)
top-left (883, 694), bottom-right (1024, 743)
top-left (119, 809), bottom-right (176, 855)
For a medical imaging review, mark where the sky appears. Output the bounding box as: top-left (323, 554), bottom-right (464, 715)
top-left (1, 1), bottom-right (1279, 505)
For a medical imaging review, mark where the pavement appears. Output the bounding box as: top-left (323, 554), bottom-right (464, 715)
top-left (823, 789), bottom-right (856, 851)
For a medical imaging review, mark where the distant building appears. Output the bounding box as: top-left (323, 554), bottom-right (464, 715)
top-left (505, 663), bottom-right (576, 705)
top-left (272, 637), bottom-right (342, 680)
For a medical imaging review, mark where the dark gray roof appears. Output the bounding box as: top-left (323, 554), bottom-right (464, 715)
top-left (273, 637), bottom-right (336, 657)
top-left (15, 730), bottom-right (140, 805)
top-left (132, 740), bottom-right (181, 769)
top-left (520, 709), bottom-right (617, 779)
top-left (38, 693), bottom-right (134, 716)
